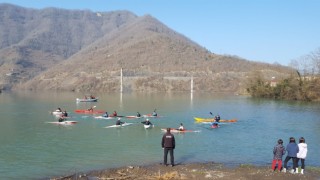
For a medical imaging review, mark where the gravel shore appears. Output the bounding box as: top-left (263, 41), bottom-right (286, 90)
top-left (50, 162), bottom-right (320, 180)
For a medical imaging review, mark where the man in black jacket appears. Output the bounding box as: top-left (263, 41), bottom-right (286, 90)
top-left (161, 128), bottom-right (175, 166)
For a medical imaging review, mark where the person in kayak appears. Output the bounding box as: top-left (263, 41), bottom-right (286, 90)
top-left (62, 110), bottom-right (68, 117)
top-left (141, 119), bottom-right (153, 125)
top-left (116, 118), bottom-right (124, 125)
top-left (161, 128), bottom-right (175, 167)
top-left (102, 111), bottom-right (109, 117)
top-left (177, 123), bottom-right (184, 131)
top-left (214, 114), bottom-right (221, 123)
top-left (136, 112), bottom-right (141, 117)
top-left (211, 122), bottom-right (219, 128)
top-left (87, 106), bottom-right (94, 111)
top-left (113, 111), bottom-right (118, 117)
top-left (152, 109), bottom-right (157, 116)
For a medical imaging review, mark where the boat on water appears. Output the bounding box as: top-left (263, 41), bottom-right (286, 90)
top-left (76, 98), bottom-right (98, 102)
top-left (104, 123), bottom-right (133, 128)
top-left (161, 128), bottom-right (200, 133)
top-left (46, 121), bottom-right (78, 125)
top-left (194, 117), bottom-right (237, 123)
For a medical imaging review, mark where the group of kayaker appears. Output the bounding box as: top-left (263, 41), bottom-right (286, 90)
top-left (102, 111), bottom-right (118, 118)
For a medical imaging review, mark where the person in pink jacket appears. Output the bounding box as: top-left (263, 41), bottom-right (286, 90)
top-left (296, 137), bottom-right (308, 174)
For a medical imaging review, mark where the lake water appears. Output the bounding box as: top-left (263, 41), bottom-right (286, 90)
top-left (0, 91), bottom-right (319, 179)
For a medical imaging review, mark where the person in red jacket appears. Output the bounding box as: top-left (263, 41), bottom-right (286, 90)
top-left (161, 128), bottom-right (175, 167)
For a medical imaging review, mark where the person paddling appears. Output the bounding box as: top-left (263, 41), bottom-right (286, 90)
top-left (141, 119), bottom-right (153, 125)
top-left (152, 109), bottom-right (157, 116)
top-left (116, 118), bottom-right (124, 125)
top-left (103, 111), bottom-right (109, 118)
top-left (177, 123), bottom-right (184, 131)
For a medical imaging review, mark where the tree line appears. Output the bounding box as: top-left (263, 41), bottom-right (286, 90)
top-left (246, 48), bottom-right (320, 101)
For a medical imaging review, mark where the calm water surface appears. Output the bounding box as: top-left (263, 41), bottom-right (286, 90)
top-left (0, 91), bottom-right (319, 179)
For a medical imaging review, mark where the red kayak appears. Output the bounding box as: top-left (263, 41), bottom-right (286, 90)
top-left (74, 109), bottom-right (104, 114)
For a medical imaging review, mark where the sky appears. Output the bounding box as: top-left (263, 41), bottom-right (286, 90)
top-left (1, 0), bottom-right (320, 66)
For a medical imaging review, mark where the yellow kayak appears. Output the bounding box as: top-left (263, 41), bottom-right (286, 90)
top-left (194, 117), bottom-right (237, 123)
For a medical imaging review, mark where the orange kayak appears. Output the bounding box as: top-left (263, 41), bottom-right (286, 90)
top-left (194, 117), bottom-right (237, 123)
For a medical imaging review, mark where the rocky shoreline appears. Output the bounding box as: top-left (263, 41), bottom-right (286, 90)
top-left (50, 162), bottom-right (320, 180)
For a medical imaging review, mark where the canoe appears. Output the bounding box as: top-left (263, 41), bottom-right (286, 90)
top-left (142, 114), bottom-right (162, 118)
top-left (125, 116), bottom-right (142, 119)
top-left (76, 98), bottom-right (98, 102)
top-left (161, 128), bottom-right (200, 133)
top-left (94, 116), bottom-right (115, 120)
top-left (194, 117), bottom-right (237, 123)
top-left (104, 123), bottom-right (133, 128)
top-left (46, 121), bottom-right (78, 125)
top-left (144, 124), bottom-right (154, 129)
top-left (74, 109), bottom-right (104, 114)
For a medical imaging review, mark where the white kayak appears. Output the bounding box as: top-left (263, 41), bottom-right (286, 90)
top-left (46, 121), bottom-right (78, 125)
top-left (104, 123), bottom-right (133, 128)
top-left (125, 116), bottom-right (142, 119)
top-left (76, 98), bottom-right (98, 102)
top-left (144, 124), bottom-right (154, 129)
top-left (94, 116), bottom-right (115, 120)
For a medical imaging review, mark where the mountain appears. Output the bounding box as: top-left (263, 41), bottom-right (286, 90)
top-left (0, 4), bottom-right (295, 93)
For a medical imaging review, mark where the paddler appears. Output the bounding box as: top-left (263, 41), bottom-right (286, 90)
top-left (136, 112), bottom-right (141, 117)
top-left (116, 118), bottom-right (124, 125)
top-left (102, 111), bottom-right (109, 117)
top-left (58, 116), bottom-right (65, 122)
top-left (177, 123), bottom-right (184, 131)
top-left (62, 110), bottom-right (68, 117)
top-left (141, 119), bottom-right (153, 125)
top-left (152, 109), bottom-right (157, 116)
top-left (113, 111), bottom-right (118, 117)
top-left (214, 114), bottom-right (221, 123)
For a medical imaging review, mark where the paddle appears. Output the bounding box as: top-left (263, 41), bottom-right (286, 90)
top-left (209, 112), bottom-right (213, 116)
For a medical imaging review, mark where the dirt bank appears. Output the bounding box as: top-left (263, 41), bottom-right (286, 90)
top-left (51, 162), bottom-right (320, 180)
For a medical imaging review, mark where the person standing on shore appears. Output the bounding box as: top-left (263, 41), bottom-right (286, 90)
top-left (271, 139), bottom-right (286, 172)
top-left (161, 128), bottom-right (175, 167)
top-left (297, 137), bottom-right (308, 174)
top-left (283, 137), bottom-right (299, 173)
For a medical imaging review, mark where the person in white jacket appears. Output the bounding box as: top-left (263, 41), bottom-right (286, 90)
top-left (297, 137), bottom-right (308, 174)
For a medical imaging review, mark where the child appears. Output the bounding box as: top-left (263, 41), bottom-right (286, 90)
top-left (283, 137), bottom-right (299, 173)
top-left (272, 139), bottom-right (286, 171)
top-left (297, 137), bottom-right (308, 174)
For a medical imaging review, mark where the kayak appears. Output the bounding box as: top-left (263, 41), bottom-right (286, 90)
top-left (144, 124), bottom-right (154, 129)
top-left (104, 123), bottom-right (133, 128)
top-left (194, 117), bottom-right (237, 123)
top-left (46, 121), bottom-right (78, 125)
top-left (74, 109), bottom-right (104, 114)
top-left (76, 98), bottom-right (98, 102)
top-left (125, 116), bottom-right (142, 119)
top-left (94, 116), bottom-right (115, 120)
top-left (142, 114), bottom-right (162, 118)
top-left (161, 128), bottom-right (200, 133)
